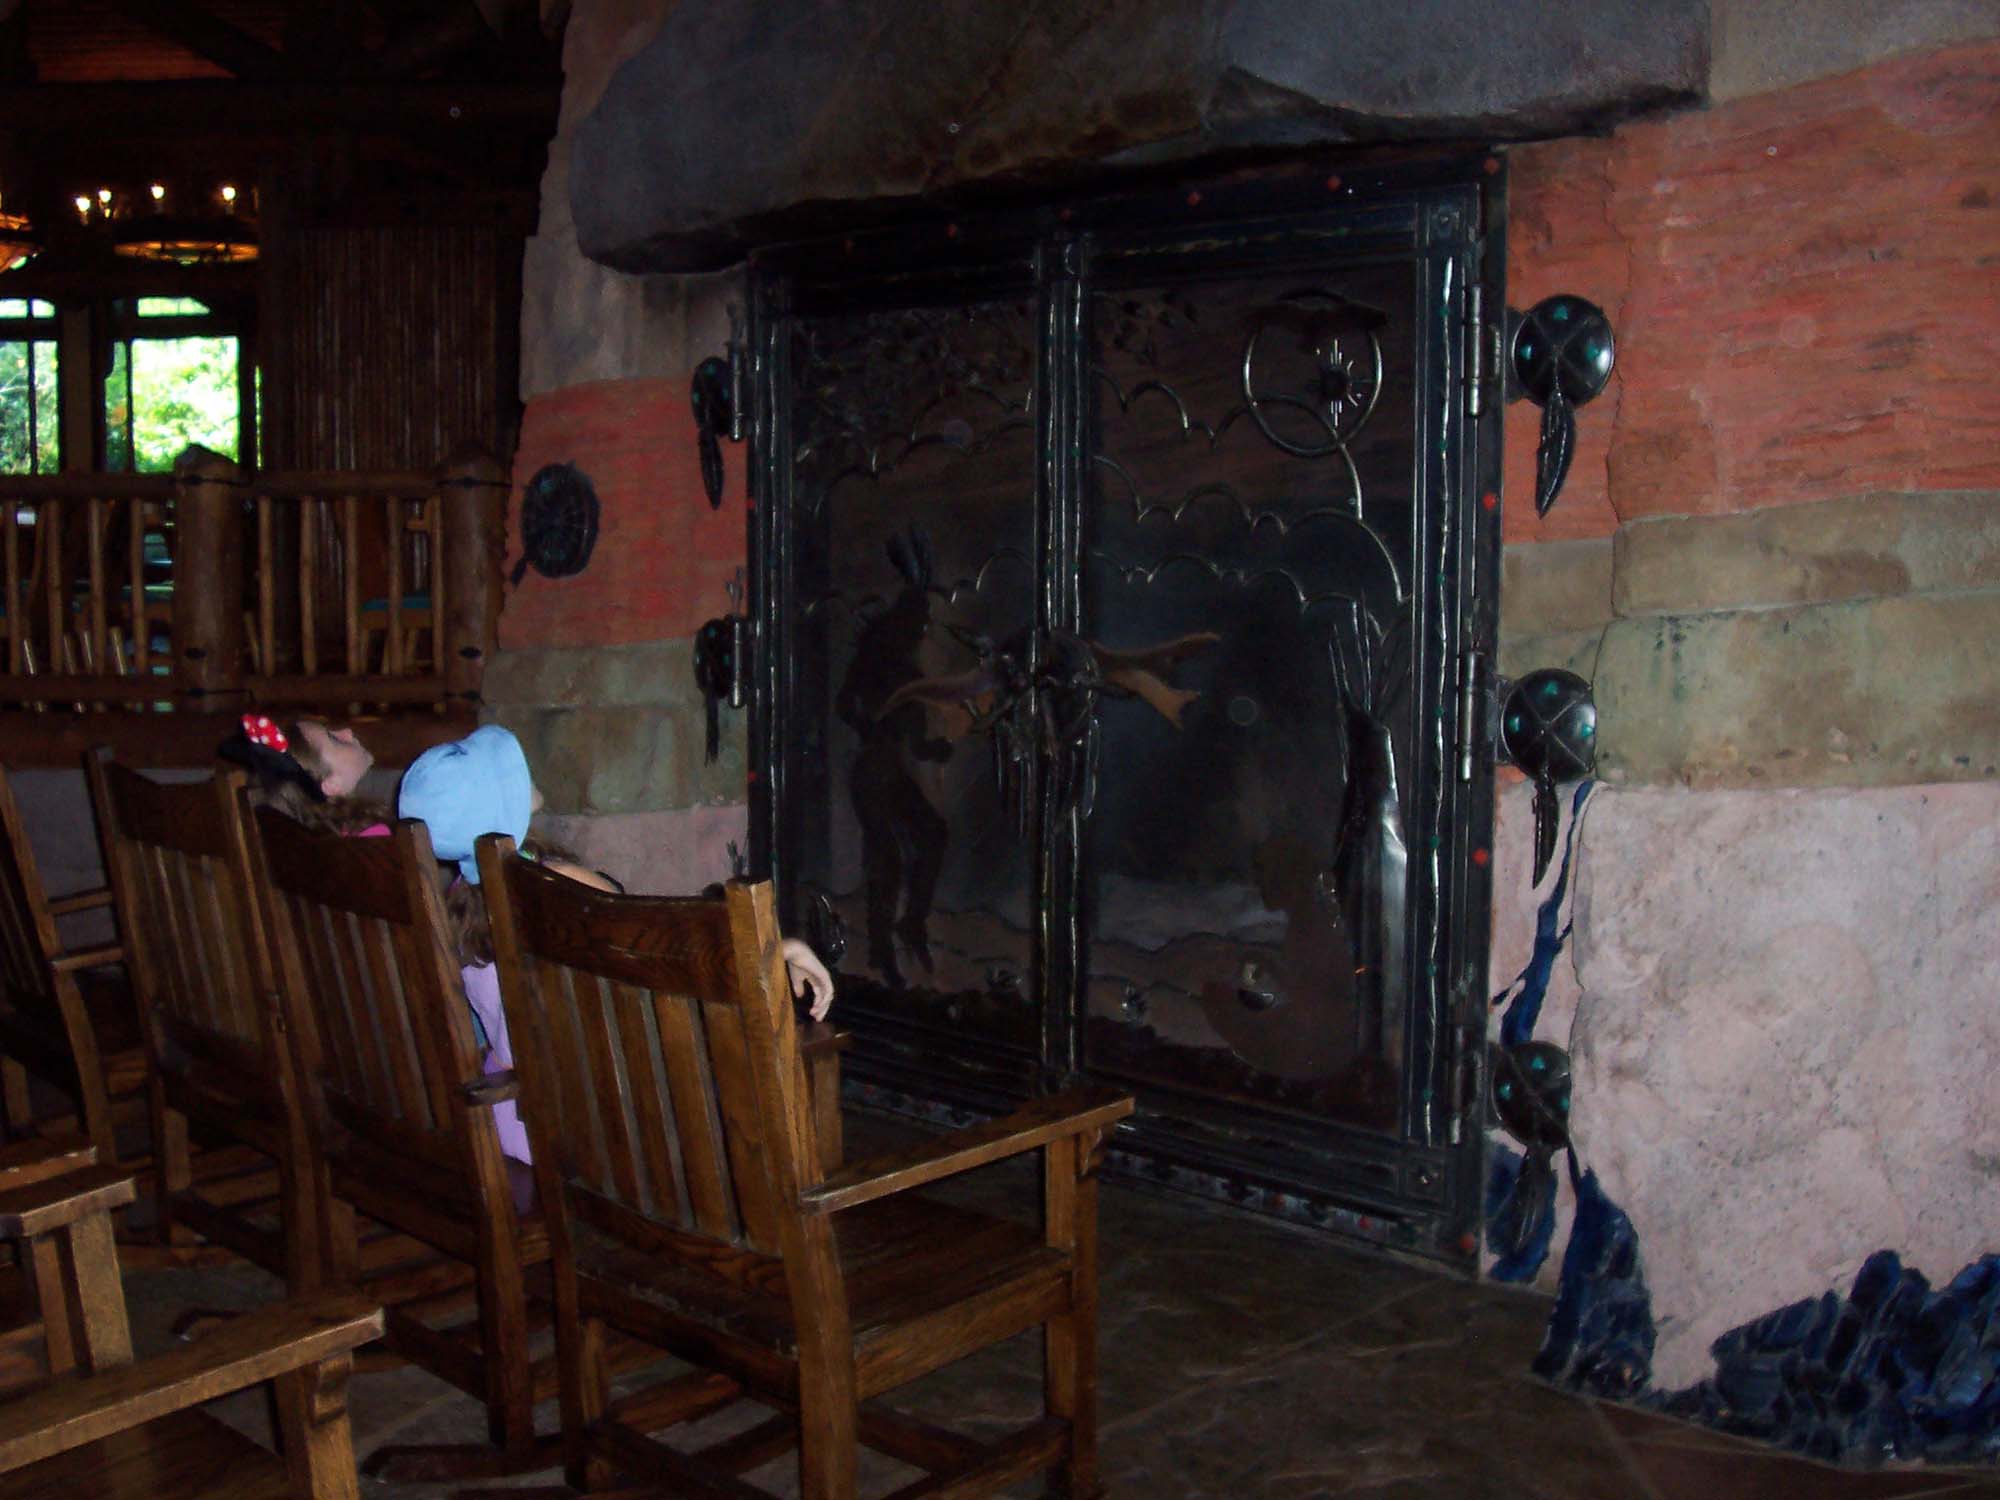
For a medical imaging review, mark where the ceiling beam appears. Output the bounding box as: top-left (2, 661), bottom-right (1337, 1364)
top-left (0, 78), bottom-right (558, 137)
top-left (103, 0), bottom-right (289, 81)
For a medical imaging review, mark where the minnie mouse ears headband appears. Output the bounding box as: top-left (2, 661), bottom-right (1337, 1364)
top-left (217, 714), bottom-right (325, 803)
top-left (242, 714), bottom-right (288, 753)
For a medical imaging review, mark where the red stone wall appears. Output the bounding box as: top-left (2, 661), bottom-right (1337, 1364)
top-left (500, 376), bottom-right (746, 650)
top-left (1503, 38), bottom-right (2000, 546)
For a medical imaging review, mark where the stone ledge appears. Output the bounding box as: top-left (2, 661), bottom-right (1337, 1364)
top-left (1614, 491), bottom-right (2000, 620)
top-left (1594, 590), bottom-right (2000, 789)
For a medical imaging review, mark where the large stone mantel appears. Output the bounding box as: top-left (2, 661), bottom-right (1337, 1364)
top-left (568, 0), bottom-right (1707, 271)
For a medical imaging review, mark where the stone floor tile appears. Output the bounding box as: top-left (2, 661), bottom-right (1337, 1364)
top-left (76, 1117), bottom-right (2000, 1500)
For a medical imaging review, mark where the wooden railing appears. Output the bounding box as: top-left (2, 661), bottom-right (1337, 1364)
top-left (0, 443), bottom-right (504, 725)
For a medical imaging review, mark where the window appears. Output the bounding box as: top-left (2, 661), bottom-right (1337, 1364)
top-left (0, 298), bottom-right (59, 474)
top-left (103, 296), bottom-right (244, 472)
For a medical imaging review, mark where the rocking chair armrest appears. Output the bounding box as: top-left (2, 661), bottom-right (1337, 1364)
top-left (50, 942), bottom-right (124, 974)
top-left (0, 1134), bottom-right (97, 1193)
top-left (0, 1163), bottom-right (137, 1238)
top-left (799, 1020), bottom-right (852, 1061)
top-left (47, 887), bottom-right (114, 916)
top-left (460, 1069), bottom-right (520, 1108)
top-left (801, 1085), bottom-right (1134, 1216)
top-left (0, 1292), bottom-right (384, 1472)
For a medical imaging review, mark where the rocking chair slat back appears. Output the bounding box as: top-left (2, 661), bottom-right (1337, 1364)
top-left (244, 804), bottom-right (550, 1469)
top-left (0, 774), bottom-right (59, 1015)
top-left (90, 762), bottom-right (270, 1069)
top-left (248, 808), bottom-right (479, 1179)
top-left (478, 844), bottom-right (809, 1259)
top-left (86, 759), bottom-right (310, 1278)
top-left (0, 765), bottom-right (135, 1162)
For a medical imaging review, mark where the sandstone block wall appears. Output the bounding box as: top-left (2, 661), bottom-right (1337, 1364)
top-left (515, 4), bottom-right (2000, 1392)
top-left (1493, 35), bottom-right (2000, 1386)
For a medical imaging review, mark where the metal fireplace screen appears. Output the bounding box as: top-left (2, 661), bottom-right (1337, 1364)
top-left (752, 160), bottom-right (1503, 1265)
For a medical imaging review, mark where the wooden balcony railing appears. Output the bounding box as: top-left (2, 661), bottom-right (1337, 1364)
top-left (0, 443), bottom-right (503, 762)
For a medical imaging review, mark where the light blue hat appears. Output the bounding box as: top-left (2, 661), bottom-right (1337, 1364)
top-left (397, 725), bottom-right (533, 884)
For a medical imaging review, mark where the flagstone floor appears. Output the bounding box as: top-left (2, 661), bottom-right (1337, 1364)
top-left (118, 1113), bottom-right (2000, 1500)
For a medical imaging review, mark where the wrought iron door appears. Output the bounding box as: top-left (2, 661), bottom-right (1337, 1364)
top-left (752, 160), bottom-right (1503, 1264)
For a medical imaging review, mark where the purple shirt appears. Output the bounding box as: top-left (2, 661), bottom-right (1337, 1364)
top-left (463, 961), bottom-right (531, 1165)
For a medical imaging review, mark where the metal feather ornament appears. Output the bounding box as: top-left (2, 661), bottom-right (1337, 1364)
top-left (1510, 296), bottom-right (1615, 518)
top-left (1501, 669), bottom-right (1597, 884)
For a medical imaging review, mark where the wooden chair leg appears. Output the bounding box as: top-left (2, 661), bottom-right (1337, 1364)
top-left (795, 1347), bottom-right (859, 1500)
top-left (1044, 1135), bottom-right (1101, 1500)
top-left (0, 1055), bottom-right (32, 1137)
top-left (564, 1313), bottom-right (615, 1494)
top-left (476, 1253), bottom-right (536, 1459)
top-left (273, 1351), bottom-right (362, 1500)
top-left (27, 1205), bottom-right (135, 1380)
top-left (151, 1086), bottom-right (194, 1249)
top-left (362, 1237), bottom-right (556, 1483)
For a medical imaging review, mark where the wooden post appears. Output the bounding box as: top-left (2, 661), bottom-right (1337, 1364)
top-left (171, 446), bottom-right (247, 707)
top-left (437, 442), bottom-right (505, 702)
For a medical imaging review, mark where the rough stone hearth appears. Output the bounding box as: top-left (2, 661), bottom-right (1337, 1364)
top-left (1491, 776), bottom-right (2000, 1394)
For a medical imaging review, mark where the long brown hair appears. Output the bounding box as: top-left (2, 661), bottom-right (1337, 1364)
top-left (221, 716), bottom-right (390, 834)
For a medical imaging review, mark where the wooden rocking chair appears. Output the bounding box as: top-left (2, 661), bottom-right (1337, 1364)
top-left (477, 836), bottom-right (1134, 1500)
top-left (0, 1138), bottom-right (383, 1500)
top-left (244, 805), bottom-right (557, 1479)
top-left (84, 758), bottom-right (317, 1282)
top-left (0, 763), bottom-right (143, 1168)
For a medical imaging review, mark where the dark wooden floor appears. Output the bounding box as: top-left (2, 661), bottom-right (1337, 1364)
top-left (116, 1114), bottom-right (2000, 1499)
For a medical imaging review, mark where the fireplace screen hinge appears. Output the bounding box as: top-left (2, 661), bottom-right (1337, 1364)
top-left (1464, 282), bottom-right (1502, 418)
top-left (1455, 646), bottom-right (1486, 783)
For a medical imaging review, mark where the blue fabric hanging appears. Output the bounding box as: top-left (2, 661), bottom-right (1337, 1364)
top-left (1485, 780), bottom-right (1595, 1283)
top-left (1495, 778), bottom-right (1595, 1047)
top-left (1534, 1147), bottom-right (1656, 1397)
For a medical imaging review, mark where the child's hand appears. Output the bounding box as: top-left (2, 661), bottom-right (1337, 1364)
top-left (781, 937), bottom-right (835, 1021)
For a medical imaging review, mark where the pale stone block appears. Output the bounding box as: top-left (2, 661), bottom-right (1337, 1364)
top-left (1547, 781), bottom-right (2000, 1388)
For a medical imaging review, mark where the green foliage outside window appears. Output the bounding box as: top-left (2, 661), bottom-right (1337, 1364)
top-left (105, 335), bottom-right (240, 472)
top-left (0, 338), bottom-right (59, 474)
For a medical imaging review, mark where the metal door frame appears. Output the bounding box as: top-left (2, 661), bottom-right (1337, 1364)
top-left (748, 153), bottom-right (1506, 1266)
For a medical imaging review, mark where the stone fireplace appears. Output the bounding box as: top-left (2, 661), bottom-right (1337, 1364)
top-left (502, 0), bottom-right (2000, 1393)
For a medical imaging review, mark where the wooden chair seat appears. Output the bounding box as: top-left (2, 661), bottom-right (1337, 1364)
top-left (569, 1193), bottom-right (1068, 1375)
top-left (0, 1139), bottom-right (384, 1499)
top-left (5, 1405), bottom-right (307, 1500)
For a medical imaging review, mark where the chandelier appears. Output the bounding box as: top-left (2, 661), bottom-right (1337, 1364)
top-left (0, 192), bottom-right (39, 273)
top-left (82, 182), bottom-right (259, 266)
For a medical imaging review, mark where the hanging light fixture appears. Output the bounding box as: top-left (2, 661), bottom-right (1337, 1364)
top-left (0, 190), bottom-right (39, 273)
top-left (111, 180), bottom-right (257, 266)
